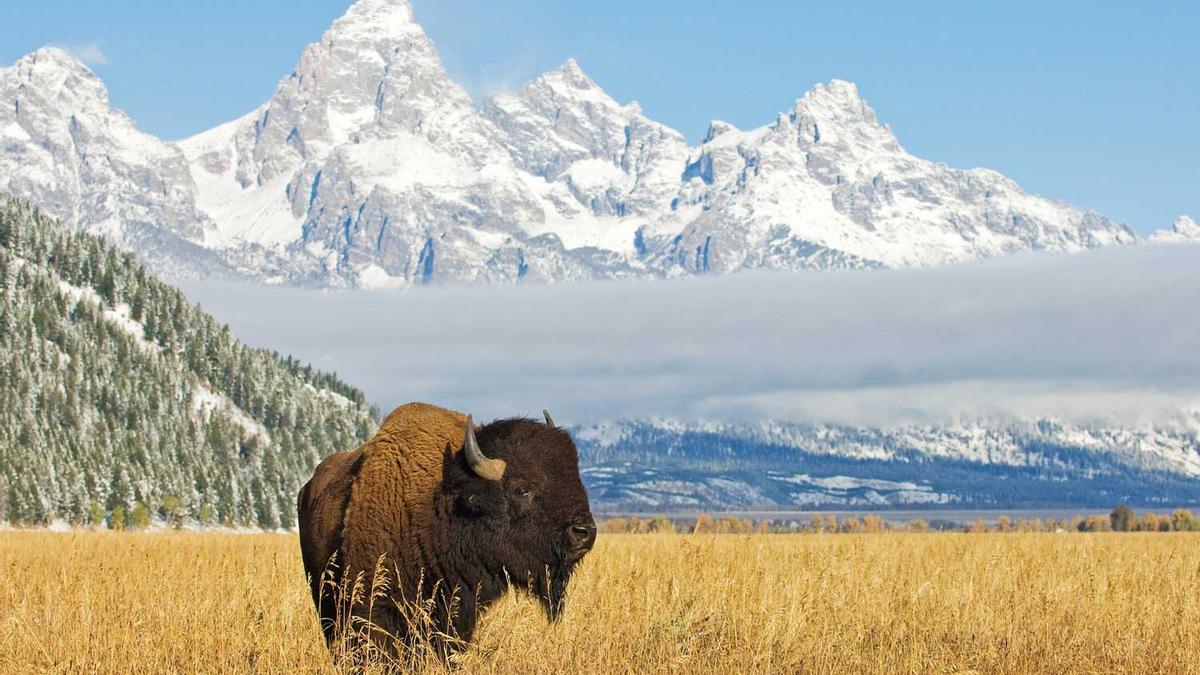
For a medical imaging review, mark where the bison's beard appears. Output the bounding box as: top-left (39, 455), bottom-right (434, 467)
top-left (536, 555), bottom-right (581, 622)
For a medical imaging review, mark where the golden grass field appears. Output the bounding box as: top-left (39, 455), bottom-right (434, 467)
top-left (2, 531), bottom-right (1198, 674)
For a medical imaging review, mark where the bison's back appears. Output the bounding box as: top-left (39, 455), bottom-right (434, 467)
top-left (298, 447), bottom-right (364, 613)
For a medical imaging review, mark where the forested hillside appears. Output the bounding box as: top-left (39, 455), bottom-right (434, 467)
top-left (0, 199), bottom-right (378, 528)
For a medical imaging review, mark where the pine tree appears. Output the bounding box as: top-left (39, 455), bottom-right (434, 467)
top-left (0, 197), bottom-right (377, 527)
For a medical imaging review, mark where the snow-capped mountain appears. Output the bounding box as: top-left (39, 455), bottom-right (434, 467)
top-left (1151, 215), bottom-right (1200, 243)
top-left (577, 414), bottom-right (1200, 478)
top-left (2, 0), bottom-right (1140, 287)
top-left (0, 48), bottom-right (236, 278)
top-left (179, 0), bottom-right (637, 286)
top-left (642, 81), bottom-right (1135, 272)
top-left (573, 415), bottom-right (1200, 510)
top-left (481, 58), bottom-right (690, 249)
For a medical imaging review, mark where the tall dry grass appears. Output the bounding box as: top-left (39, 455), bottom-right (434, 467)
top-left (1, 531), bottom-right (1198, 673)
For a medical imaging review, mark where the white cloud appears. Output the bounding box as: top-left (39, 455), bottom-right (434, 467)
top-left (181, 243), bottom-right (1200, 427)
top-left (56, 42), bottom-right (108, 67)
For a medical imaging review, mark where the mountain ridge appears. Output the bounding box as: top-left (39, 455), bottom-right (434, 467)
top-left (1, 0), bottom-right (1150, 287)
top-left (574, 416), bottom-right (1200, 510)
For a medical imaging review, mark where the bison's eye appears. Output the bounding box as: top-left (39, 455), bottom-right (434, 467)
top-left (515, 487), bottom-right (532, 498)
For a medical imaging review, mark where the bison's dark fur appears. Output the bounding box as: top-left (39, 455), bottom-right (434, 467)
top-left (297, 402), bottom-right (595, 658)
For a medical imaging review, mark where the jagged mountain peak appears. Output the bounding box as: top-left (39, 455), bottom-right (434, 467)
top-left (486, 56), bottom-right (686, 159)
top-left (330, 0), bottom-right (420, 39)
top-left (3, 46), bottom-right (167, 162)
top-left (546, 57), bottom-right (593, 87)
top-left (1152, 215), bottom-right (1200, 243)
top-left (308, 0), bottom-right (456, 112)
top-left (482, 56), bottom-right (689, 225)
top-left (1, 46), bottom-right (221, 268)
top-left (536, 57), bottom-right (649, 114)
top-left (18, 46), bottom-right (92, 74)
top-left (792, 79), bottom-right (874, 118)
top-left (703, 120), bottom-right (739, 143)
top-left (804, 78), bottom-right (863, 103)
top-left (8, 47), bottom-right (109, 108)
top-left (515, 57), bottom-right (633, 116)
top-left (207, 0), bottom-right (471, 188)
top-left (775, 79), bottom-right (901, 154)
top-left (668, 77), bottom-right (1136, 270)
top-left (1174, 215), bottom-right (1199, 237)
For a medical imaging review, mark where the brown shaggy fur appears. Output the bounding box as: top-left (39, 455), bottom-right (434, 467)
top-left (341, 403), bottom-right (469, 585)
top-left (299, 404), bottom-right (467, 642)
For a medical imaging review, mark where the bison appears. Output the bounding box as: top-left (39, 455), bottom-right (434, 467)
top-left (297, 402), bottom-right (596, 659)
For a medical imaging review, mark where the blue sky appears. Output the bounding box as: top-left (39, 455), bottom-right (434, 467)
top-left (2, 0), bottom-right (1196, 235)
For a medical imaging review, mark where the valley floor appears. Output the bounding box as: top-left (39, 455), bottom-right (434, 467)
top-left (1, 531), bottom-right (1197, 673)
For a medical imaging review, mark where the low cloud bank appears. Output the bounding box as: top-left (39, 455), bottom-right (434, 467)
top-left (182, 244), bottom-right (1200, 427)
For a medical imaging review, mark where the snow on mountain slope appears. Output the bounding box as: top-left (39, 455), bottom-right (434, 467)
top-left (573, 414), bottom-right (1200, 510)
top-left (0, 48), bottom-right (237, 279)
top-left (176, 106), bottom-right (302, 248)
top-left (1151, 215), bottom-right (1200, 243)
top-left (482, 58), bottom-right (690, 251)
top-left (478, 59), bottom-right (699, 255)
top-left (643, 80), bottom-right (1135, 273)
top-left (179, 0), bottom-right (633, 287)
top-left (5, 0), bottom-right (1141, 287)
top-left (53, 253), bottom-right (269, 443)
top-left (173, 0), bottom-right (1134, 285)
top-left (578, 414), bottom-right (1200, 478)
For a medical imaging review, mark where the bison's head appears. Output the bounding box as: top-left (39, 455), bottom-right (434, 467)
top-left (443, 410), bottom-right (596, 620)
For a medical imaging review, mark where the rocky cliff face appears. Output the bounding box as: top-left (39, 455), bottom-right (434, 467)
top-left (483, 59), bottom-right (690, 223)
top-left (0, 48), bottom-right (236, 279)
top-left (641, 80), bottom-right (1137, 275)
top-left (2, 0), bottom-right (1141, 287)
top-left (180, 0), bottom-right (639, 287)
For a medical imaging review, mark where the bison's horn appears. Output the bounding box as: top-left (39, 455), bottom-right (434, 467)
top-left (463, 415), bottom-right (506, 481)
top-left (543, 409), bottom-right (556, 428)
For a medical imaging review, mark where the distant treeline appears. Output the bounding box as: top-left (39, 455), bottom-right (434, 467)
top-left (600, 506), bottom-right (1200, 534)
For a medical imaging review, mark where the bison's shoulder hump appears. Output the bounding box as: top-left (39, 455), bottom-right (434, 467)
top-left (340, 402), bottom-right (469, 576)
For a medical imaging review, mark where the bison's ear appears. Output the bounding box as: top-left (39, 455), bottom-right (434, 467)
top-left (452, 483), bottom-right (503, 519)
top-left (455, 491), bottom-right (492, 518)
top-left (443, 443), bottom-right (503, 519)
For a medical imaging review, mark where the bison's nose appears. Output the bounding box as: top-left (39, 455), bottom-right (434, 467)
top-left (566, 522), bottom-right (597, 552)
